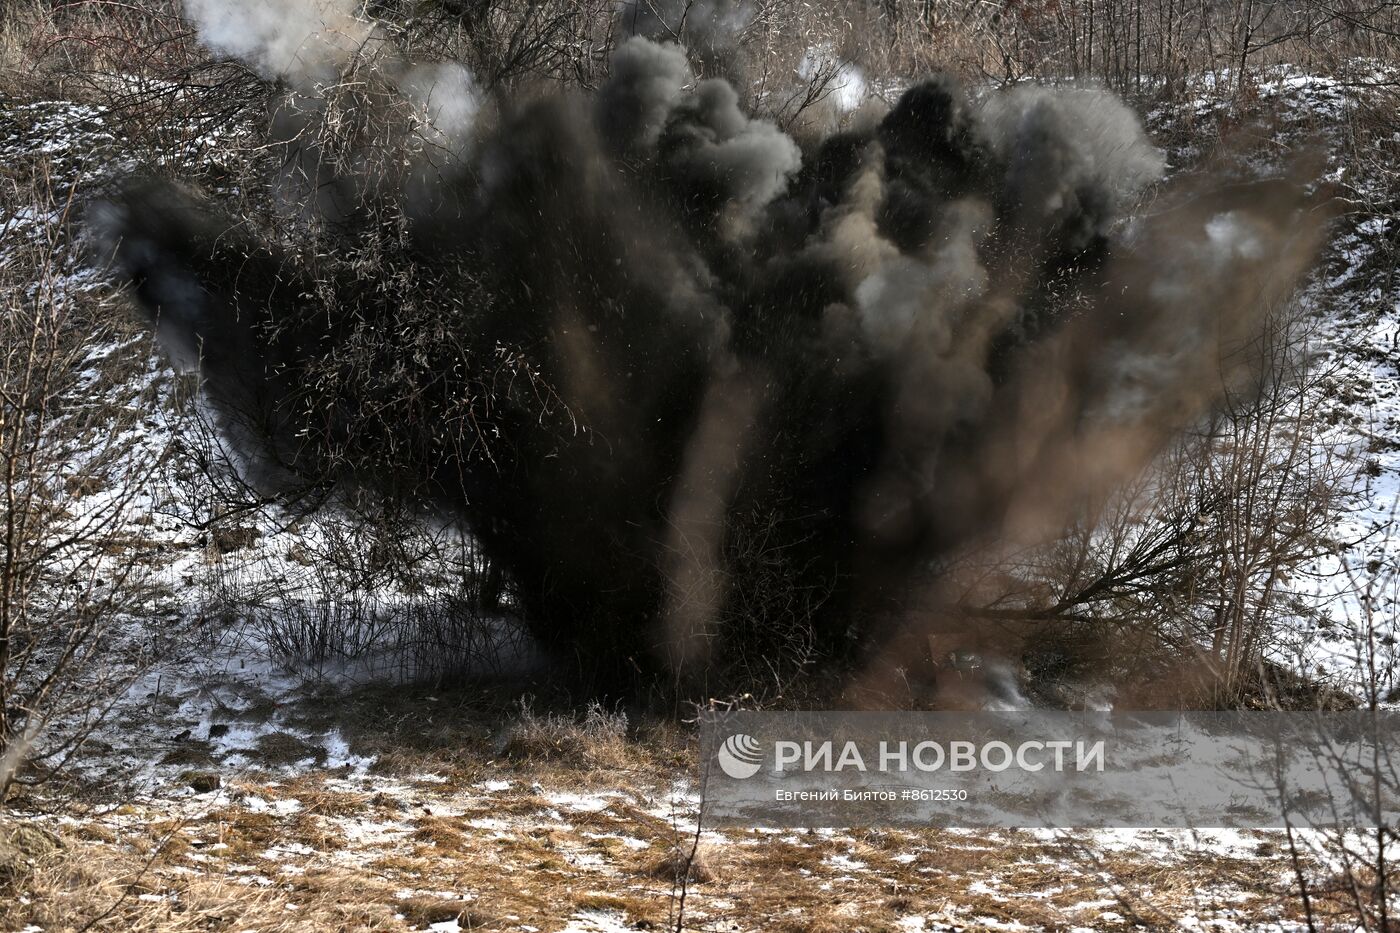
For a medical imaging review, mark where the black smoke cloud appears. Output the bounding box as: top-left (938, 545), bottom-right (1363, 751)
top-left (92, 6), bottom-right (1327, 696)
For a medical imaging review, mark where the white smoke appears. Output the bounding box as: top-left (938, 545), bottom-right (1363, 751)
top-left (399, 62), bottom-right (483, 159)
top-left (183, 0), bottom-right (376, 87)
top-left (1102, 208), bottom-right (1279, 421)
top-left (799, 48), bottom-right (868, 113)
top-left (1148, 210), bottom-right (1270, 308)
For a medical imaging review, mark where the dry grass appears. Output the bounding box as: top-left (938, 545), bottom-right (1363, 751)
top-left (0, 818), bottom-right (401, 932)
top-left (643, 844), bottom-right (717, 884)
top-left (411, 814), bottom-right (467, 849)
top-left (572, 890), bottom-right (664, 926)
top-left (499, 700), bottom-right (632, 770)
top-left (395, 895), bottom-right (489, 928)
top-left (280, 776), bottom-right (371, 817)
top-left (0, 757), bottom-right (1339, 933)
top-left (250, 732), bottom-right (328, 768)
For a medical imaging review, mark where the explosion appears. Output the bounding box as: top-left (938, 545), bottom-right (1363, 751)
top-left (92, 0), bottom-right (1328, 698)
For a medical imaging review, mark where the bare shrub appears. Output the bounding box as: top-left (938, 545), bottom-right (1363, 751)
top-left (920, 301), bottom-right (1355, 709)
top-left (0, 173), bottom-right (165, 801)
top-left (1276, 515), bottom-right (1400, 928)
top-left (153, 375), bottom-right (534, 681)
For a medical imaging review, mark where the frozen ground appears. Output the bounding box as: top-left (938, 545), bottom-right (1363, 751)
top-left (1206, 67), bottom-right (1400, 684)
top-left (10, 757), bottom-right (1372, 931)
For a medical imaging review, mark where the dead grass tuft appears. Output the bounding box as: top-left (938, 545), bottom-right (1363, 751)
top-left (180, 770), bottom-right (221, 793)
top-left (249, 731), bottom-right (328, 767)
top-left (395, 895), bottom-right (491, 928)
top-left (412, 814), bottom-right (467, 849)
top-left (158, 740), bottom-right (218, 767)
top-left (773, 910), bottom-right (900, 933)
top-left (572, 891), bottom-right (663, 927)
top-left (199, 806), bottom-right (283, 861)
top-left (0, 819), bottom-right (61, 884)
top-left (286, 812), bottom-right (344, 852)
top-left (642, 844), bottom-right (716, 885)
top-left (279, 776), bottom-right (371, 817)
top-left (500, 700), bottom-right (631, 769)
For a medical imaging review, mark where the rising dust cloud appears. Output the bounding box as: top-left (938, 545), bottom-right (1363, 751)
top-left (92, 0), bottom-right (1329, 700)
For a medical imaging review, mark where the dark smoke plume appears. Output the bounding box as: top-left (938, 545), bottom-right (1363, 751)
top-left (93, 3), bottom-right (1328, 697)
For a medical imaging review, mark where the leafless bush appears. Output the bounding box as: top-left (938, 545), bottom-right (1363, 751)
top-left (392, 0), bottom-right (617, 90)
top-left (689, 505), bottom-right (832, 703)
top-left (0, 172), bottom-right (165, 802)
top-left (1274, 514), bottom-right (1400, 929)
top-left (853, 0), bottom-right (1400, 97)
top-left (164, 404), bottom-right (531, 685)
top-left (930, 301), bottom-right (1355, 708)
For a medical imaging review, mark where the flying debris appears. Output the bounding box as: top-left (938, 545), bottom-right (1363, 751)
top-left (93, 1), bottom-right (1328, 696)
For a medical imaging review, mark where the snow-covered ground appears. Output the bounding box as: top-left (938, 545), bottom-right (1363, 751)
top-left (1170, 67), bottom-right (1400, 686)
